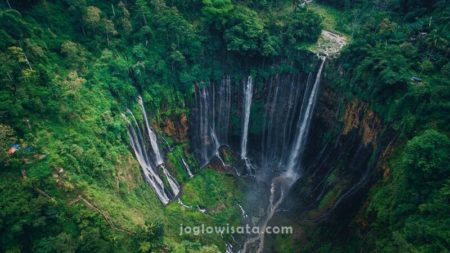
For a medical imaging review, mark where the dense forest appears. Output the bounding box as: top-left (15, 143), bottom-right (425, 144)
top-left (0, 0), bottom-right (448, 252)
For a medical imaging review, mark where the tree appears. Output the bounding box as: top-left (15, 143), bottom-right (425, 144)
top-left (260, 32), bottom-right (282, 56)
top-left (117, 1), bottom-right (132, 35)
top-left (368, 129), bottom-right (450, 252)
top-left (60, 40), bottom-right (86, 67)
top-left (283, 8), bottom-right (322, 48)
top-left (8, 46), bottom-right (32, 70)
top-left (402, 129), bottom-right (450, 186)
top-left (61, 71), bottom-right (86, 97)
top-left (135, 0), bottom-right (151, 26)
top-left (419, 59), bottom-right (434, 73)
top-left (201, 0), bottom-right (233, 29)
top-left (169, 45), bottom-right (186, 71)
top-left (0, 46), bottom-right (35, 97)
top-left (223, 6), bottom-right (264, 54)
top-left (82, 6), bottom-right (102, 32)
top-left (101, 18), bottom-right (117, 45)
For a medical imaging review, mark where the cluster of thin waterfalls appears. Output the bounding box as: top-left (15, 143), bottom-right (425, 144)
top-left (125, 56), bottom-right (326, 252)
top-left (191, 57), bottom-right (326, 252)
top-left (123, 96), bottom-right (188, 205)
top-left (193, 76), bottom-right (232, 167)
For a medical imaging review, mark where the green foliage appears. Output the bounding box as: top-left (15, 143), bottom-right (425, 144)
top-left (0, 174), bottom-right (164, 253)
top-left (200, 0), bottom-right (321, 59)
top-left (283, 8), bottom-right (323, 48)
top-left (224, 6), bottom-right (264, 54)
top-left (308, 2), bottom-right (347, 33)
top-left (2, 0), bottom-right (447, 252)
top-left (164, 168), bottom-right (242, 250)
top-left (402, 130), bottom-right (450, 184)
top-left (201, 0), bottom-right (234, 28)
top-left (82, 6), bottom-right (102, 31)
top-left (167, 145), bottom-right (194, 183)
top-left (0, 1), bottom-right (163, 251)
top-left (0, 0), bottom-right (254, 251)
top-left (330, 0), bottom-right (450, 133)
top-left (367, 130), bottom-right (450, 252)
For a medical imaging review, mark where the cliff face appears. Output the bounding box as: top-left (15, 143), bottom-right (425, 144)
top-left (279, 76), bottom-right (397, 237)
top-left (342, 100), bottom-right (382, 146)
top-left (161, 113), bottom-right (189, 142)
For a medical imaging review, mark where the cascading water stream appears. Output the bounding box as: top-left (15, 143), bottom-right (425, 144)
top-left (124, 111), bottom-right (170, 205)
top-left (238, 203), bottom-right (249, 220)
top-left (199, 87), bottom-right (210, 165)
top-left (178, 199), bottom-right (193, 209)
top-left (194, 77), bottom-right (232, 166)
top-left (259, 73), bottom-right (309, 173)
top-left (241, 76), bottom-right (254, 174)
top-left (125, 97), bottom-right (181, 204)
top-left (241, 76), bottom-right (253, 160)
top-left (211, 130), bottom-right (227, 167)
top-left (242, 179), bottom-right (286, 253)
top-left (138, 96), bottom-right (163, 166)
top-left (243, 57), bottom-right (326, 253)
top-left (181, 157), bottom-right (194, 178)
top-left (161, 164), bottom-right (180, 196)
top-left (285, 57), bottom-right (326, 179)
top-left (218, 76), bottom-right (232, 144)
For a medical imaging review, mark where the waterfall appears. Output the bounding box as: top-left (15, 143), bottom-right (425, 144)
top-left (211, 130), bottom-right (220, 153)
top-left (181, 157), bottom-right (194, 178)
top-left (125, 97), bottom-right (182, 204)
top-left (217, 76), bottom-right (232, 143)
top-left (161, 136), bottom-right (172, 151)
top-left (161, 164), bottom-right (180, 196)
top-left (285, 57), bottom-right (326, 179)
top-left (256, 180), bottom-right (285, 253)
top-left (241, 76), bottom-right (253, 160)
top-left (138, 96), bottom-right (163, 166)
top-left (243, 58), bottom-right (326, 252)
top-left (194, 77), bottom-right (232, 166)
top-left (241, 76), bottom-right (255, 175)
top-left (199, 87), bottom-right (211, 164)
top-left (137, 96), bottom-right (180, 193)
top-left (123, 111), bottom-right (170, 205)
top-left (260, 73), bottom-right (308, 172)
